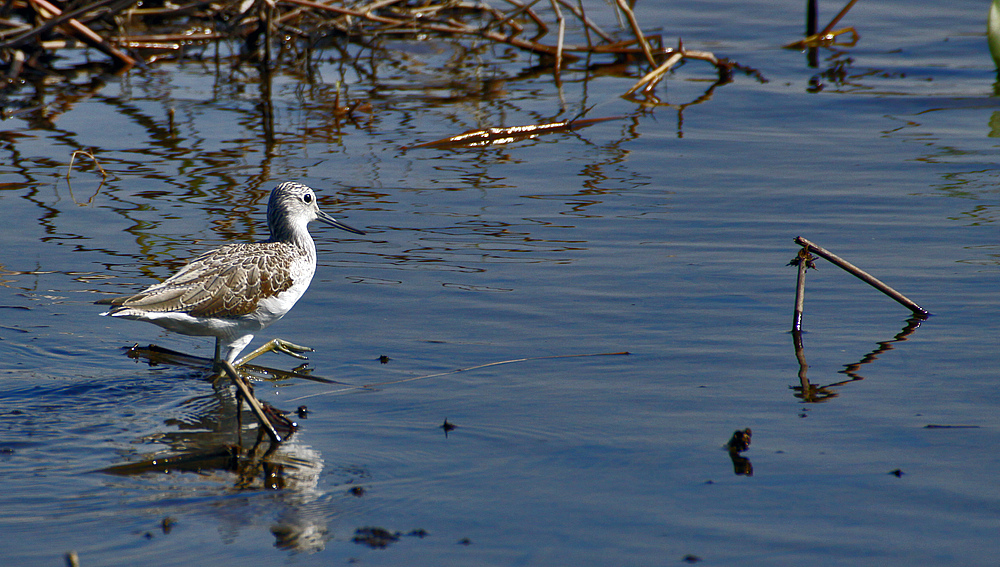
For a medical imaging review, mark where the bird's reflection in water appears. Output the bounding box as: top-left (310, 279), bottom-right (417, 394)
top-left (267, 440), bottom-right (329, 552)
top-left (101, 371), bottom-right (333, 553)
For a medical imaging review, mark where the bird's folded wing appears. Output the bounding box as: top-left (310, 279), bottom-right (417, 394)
top-left (98, 243), bottom-right (295, 319)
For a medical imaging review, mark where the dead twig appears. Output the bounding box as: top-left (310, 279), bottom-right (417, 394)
top-left (496, 0), bottom-right (547, 37)
top-left (784, 26), bottom-right (858, 50)
top-left (613, 0), bottom-right (655, 67)
top-left (220, 360), bottom-right (283, 444)
top-left (624, 41), bottom-right (767, 97)
top-left (625, 49), bottom-right (683, 96)
top-left (794, 236), bottom-right (929, 319)
top-left (788, 247), bottom-right (816, 332)
top-left (404, 115), bottom-right (622, 149)
top-left (67, 149), bottom-right (108, 179)
top-left (785, 0), bottom-right (861, 49)
top-left (817, 0), bottom-right (861, 38)
top-left (25, 0), bottom-right (137, 68)
top-left (557, 0), bottom-right (611, 44)
top-left (549, 0), bottom-right (565, 75)
top-left (0, 0), bottom-right (124, 48)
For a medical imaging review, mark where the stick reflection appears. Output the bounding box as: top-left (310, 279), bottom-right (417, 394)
top-left (790, 316), bottom-right (925, 403)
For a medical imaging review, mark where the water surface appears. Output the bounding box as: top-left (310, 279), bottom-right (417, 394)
top-left (1, 1), bottom-right (998, 565)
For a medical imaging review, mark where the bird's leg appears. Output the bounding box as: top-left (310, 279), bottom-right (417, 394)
top-left (211, 337), bottom-right (225, 375)
top-left (234, 338), bottom-right (314, 366)
top-left (235, 389), bottom-right (244, 443)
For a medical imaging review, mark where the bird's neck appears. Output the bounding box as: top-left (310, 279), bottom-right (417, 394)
top-left (268, 219), bottom-right (316, 256)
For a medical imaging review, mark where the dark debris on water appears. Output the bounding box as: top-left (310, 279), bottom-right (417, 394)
top-left (352, 526), bottom-right (428, 549)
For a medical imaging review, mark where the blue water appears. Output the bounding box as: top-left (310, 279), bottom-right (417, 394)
top-left (1, 0), bottom-right (998, 565)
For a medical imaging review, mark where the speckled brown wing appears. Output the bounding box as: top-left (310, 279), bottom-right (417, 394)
top-left (99, 242), bottom-right (296, 319)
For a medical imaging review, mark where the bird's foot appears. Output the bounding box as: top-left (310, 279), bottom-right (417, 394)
top-left (234, 338), bottom-right (315, 366)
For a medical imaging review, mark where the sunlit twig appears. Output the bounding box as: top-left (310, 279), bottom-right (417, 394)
top-left (784, 0), bottom-right (862, 49)
top-left (549, 0), bottom-right (565, 75)
top-left (623, 41), bottom-right (767, 98)
top-left (613, 0), bottom-right (656, 67)
top-left (784, 27), bottom-right (859, 49)
top-left (403, 115), bottom-right (622, 149)
top-left (67, 149), bottom-right (107, 179)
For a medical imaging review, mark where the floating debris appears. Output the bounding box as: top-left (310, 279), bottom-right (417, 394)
top-left (726, 428), bottom-right (752, 453)
top-left (161, 517), bottom-right (177, 534)
top-left (725, 429), bottom-right (753, 476)
top-left (352, 526), bottom-right (400, 549)
top-left (441, 418), bottom-right (457, 435)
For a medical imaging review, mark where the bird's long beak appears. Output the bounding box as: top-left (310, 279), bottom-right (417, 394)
top-left (317, 209), bottom-right (366, 235)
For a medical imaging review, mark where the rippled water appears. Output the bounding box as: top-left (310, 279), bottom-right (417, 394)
top-left (1, 0), bottom-right (999, 565)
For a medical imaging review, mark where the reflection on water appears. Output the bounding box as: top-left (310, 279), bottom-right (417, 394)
top-left (1, 0), bottom-right (999, 565)
top-left (790, 316), bottom-right (925, 403)
top-left (725, 428), bottom-right (753, 476)
top-left (99, 367), bottom-right (334, 553)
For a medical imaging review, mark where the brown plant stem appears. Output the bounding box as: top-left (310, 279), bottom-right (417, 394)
top-left (613, 0), bottom-right (655, 67)
top-left (819, 0), bottom-right (860, 36)
top-left (792, 248), bottom-right (810, 331)
top-left (220, 360), bottom-right (282, 444)
top-left (26, 0), bottom-right (136, 68)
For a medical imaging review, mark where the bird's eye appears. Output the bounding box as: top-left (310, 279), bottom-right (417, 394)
top-left (303, 193), bottom-right (313, 203)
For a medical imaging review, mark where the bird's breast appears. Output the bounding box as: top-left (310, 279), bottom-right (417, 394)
top-left (249, 254), bottom-right (316, 322)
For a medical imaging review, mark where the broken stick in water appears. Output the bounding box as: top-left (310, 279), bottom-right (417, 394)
top-left (794, 236), bottom-right (929, 319)
top-left (788, 247), bottom-right (817, 331)
top-left (219, 360), bottom-right (283, 444)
